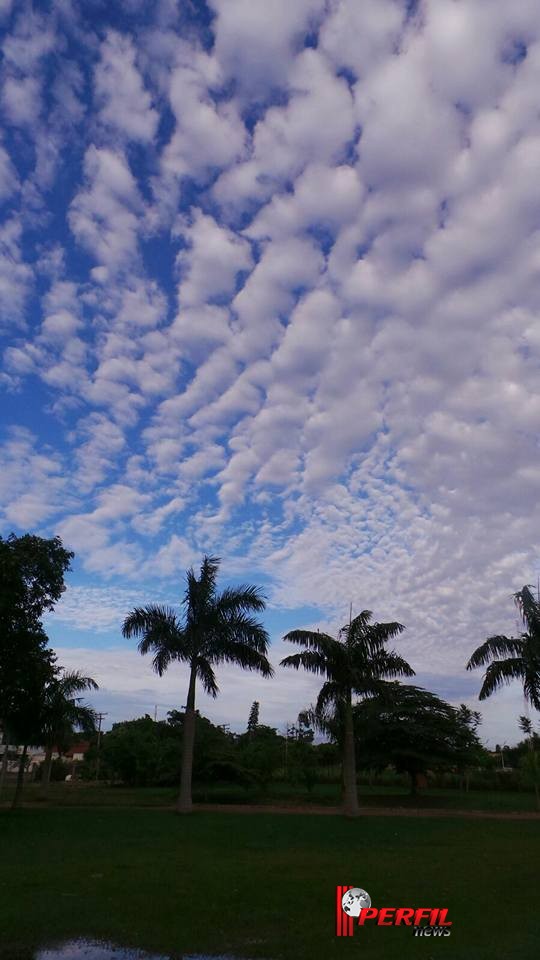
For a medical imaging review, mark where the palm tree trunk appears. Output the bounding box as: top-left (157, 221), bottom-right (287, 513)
top-left (12, 745), bottom-right (28, 809)
top-left (342, 692), bottom-right (359, 817)
top-left (177, 664), bottom-right (197, 813)
top-left (0, 729), bottom-right (9, 798)
top-left (43, 745), bottom-right (53, 792)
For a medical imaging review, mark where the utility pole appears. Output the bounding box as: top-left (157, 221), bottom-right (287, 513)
top-left (94, 712), bottom-right (108, 782)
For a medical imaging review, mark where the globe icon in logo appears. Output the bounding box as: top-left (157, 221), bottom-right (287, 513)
top-left (342, 887), bottom-right (371, 917)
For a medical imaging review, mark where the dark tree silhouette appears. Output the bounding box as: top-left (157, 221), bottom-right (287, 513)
top-left (467, 586), bottom-right (540, 709)
top-left (281, 610), bottom-right (414, 816)
top-left (123, 555), bottom-right (273, 812)
top-left (247, 701), bottom-right (260, 737)
top-left (40, 670), bottom-right (98, 790)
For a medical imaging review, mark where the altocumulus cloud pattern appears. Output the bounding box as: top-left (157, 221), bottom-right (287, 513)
top-left (1, 0), bottom-right (539, 737)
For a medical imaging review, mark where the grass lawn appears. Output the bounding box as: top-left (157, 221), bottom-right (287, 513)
top-left (0, 808), bottom-right (538, 960)
top-left (2, 779), bottom-right (538, 812)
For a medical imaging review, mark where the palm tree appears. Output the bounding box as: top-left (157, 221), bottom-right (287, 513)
top-left (280, 611), bottom-right (414, 816)
top-left (466, 586), bottom-right (540, 710)
top-left (122, 555), bottom-right (273, 813)
top-left (40, 670), bottom-right (98, 790)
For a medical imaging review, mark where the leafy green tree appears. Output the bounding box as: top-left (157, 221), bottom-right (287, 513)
top-left (40, 670), bottom-right (98, 790)
top-left (281, 611), bottom-right (414, 816)
top-left (0, 533), bottom-right (73, 630)
top-left (1, 627), bottom-right (56, 806)
top-left (238, 724), bottom-right (284, 790)
top-left (454, 704), bottom-right (483, 790)
top-left (0, 533), bottom-right (72, 801)
top-left (353, 684), bottom-right (485, 795)
top-left (102, 716), bottom-right (181, 786)
top-left (517, 715), bottom-right (540, 810)
top-left (467, 586), bottom-right (540, 709)
top-left (99, 711), bottom-right (238, 787)
top-left (286, 712), bottom-right (317, 793)
top-left (122, 555), bottom-right (273, 812)
top-left (247, 701), bottom-right (260, 737)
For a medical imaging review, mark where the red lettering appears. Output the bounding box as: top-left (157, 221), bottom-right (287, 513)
top-left (413, 908), bottom-right (432, 925)
top-left (358, 908), bottom-right (379, 925)
top-left (395, 908), bottom-right (415, 926)
top-left (377, 908), bottom-right (395, 926)
top-left (438, 908), bottom-right (452, 926)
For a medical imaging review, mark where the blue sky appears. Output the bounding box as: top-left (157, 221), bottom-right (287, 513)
top-left (1, 0), bottom-right (540, 745)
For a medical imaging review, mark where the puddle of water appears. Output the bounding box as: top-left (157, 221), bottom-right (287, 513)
top-left (35, 941), bottom-right (257, 960)
top-left (36, 943), bottom-right (168, 960)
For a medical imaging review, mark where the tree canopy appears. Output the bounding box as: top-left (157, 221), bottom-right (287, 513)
top-left (354, 683), bottom-right (484, 793)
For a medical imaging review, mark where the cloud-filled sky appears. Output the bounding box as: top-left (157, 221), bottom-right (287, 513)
top-left (1, 0), bottom-right (539, 746)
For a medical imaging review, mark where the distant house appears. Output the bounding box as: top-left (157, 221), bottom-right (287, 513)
top-left (0, 740), bottom-right (90, 776)
top-left (64, 742), bottom-right (91, 763)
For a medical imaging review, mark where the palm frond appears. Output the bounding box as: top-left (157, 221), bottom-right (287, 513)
top-left (522, 673), bottom-right (540, 712)
top-left (122, 604), bottom-right (179, 639)
top-left (282, 629), bottom-right (338, 655)
top-left (315, 680), bottom-right (342, 713)
top-left (211, 612), bottom-right (271, 655)
top-left (354, 619), bottom-right (405, 650)
top-left (366, 651), bottom-right (416, 681)
top-left (514, 585), bottom-right (540, 637)
top-left (280, 650), bottom-right (330, 676)
top-left (196, 658), bottom-right (219, 698)
top-left (479, 658), bottom-right (526, 700)
top-left (199, 555), bottom-right (220, 602)
top-left (216, 640), bottom-right (274, 677)
top-left (466, 635), bottom-right (523, 670)
top-left (216, 584), bottom-right (266, 615)
top-left (69, 703), bottom-right (98, 734)
top-left (122, 605), bottom-right (188, 675)
top-left (58, 671), bottom-right (99, 695)
top-left (339, 610), bottom-right (373, 641)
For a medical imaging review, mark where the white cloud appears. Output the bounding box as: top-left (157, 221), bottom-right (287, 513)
top-left (209, 0), bottom-right (326, 91)
top-left (0, 428), bottom-right (70, 527)
top-left (161, 47), bottom-right (246, 182)
top-left (0, 218), bottom-right (33, 328)
top-left (69, 146), bottom-right (143, 269)
top-left (0, 141), bottom-right (19, 201)
top-left (95, 30), bottom-right (159, 143)
top-left (176, 209), bottom-right (253, 307)
top-left (214, 48), bottom-right (355, 209)
top-left (247, 163), bottom-right (363, 241)
top-left (319, 0), bottom-right (404, 79)
top-left (2, 0), bottom-right (540, 746)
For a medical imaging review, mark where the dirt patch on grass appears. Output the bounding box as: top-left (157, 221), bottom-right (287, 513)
top-left (195, 802), bottom-right (540, 819)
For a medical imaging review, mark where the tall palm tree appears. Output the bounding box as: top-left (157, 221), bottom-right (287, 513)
top-left (40, 670), bottom-right (98, 790)
top-left (122, 555), bottom-right (273, 812)
top-left (466, 586), bottom-right (540, 710)
top-left (281, 611), bottom-right (414, 816)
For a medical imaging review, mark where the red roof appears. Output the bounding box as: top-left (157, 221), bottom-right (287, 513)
top-left (64, 742), bottom-right (91, 757)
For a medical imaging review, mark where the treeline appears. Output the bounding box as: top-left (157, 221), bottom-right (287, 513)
top-left (74, 701), bottom-right (539, 801)
top-left (2, 533), bottom-right (540, 815)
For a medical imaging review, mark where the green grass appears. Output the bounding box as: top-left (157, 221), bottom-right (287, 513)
top-left (2, 778), bottom-right (539, 812)
top-left (0, 808), bottom-right (538, 960)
